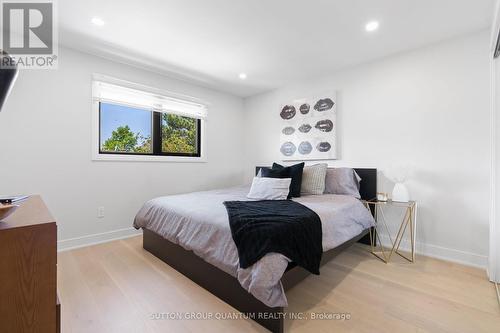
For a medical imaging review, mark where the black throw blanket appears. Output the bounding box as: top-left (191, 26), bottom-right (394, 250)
top-left (223, 200), bottom-right (323, 274)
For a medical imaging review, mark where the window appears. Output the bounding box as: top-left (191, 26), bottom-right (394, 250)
top-left (92, 76), bottom-right (206, 161)
top-left (98, 103), bottom-right (201, 157)
top-left (100, 103), bottom-right (153, 154)
top-left (161, 113), bottom-right (200, 155)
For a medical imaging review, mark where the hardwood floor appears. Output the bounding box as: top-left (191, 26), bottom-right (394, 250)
top-left (58, 235), bottom-right (500, 333)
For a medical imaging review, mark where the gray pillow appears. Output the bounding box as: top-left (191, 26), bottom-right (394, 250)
top-left (324, 168), bottom-right (361, 198)
top-left (300, 163), bottom-right (328, 195)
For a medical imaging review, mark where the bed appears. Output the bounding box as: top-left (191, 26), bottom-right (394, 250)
top-left (134, 167), bottom-right (377, 333)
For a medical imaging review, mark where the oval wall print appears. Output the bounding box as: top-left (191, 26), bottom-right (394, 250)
top-left (298, 141), bottom-right (313, 155)
top-left (317, 142), bottom-right (331, 152)
top-left (314, 98), bottom-right (335, 112)
top-left (280, 105), bottom-right (296, 120)
top-left (280, 142), bottom-right (296, 156)
top-left (298, 124), bottom-right (312, 133)
top-left (299, 103), bottom-right (310, 114)
top-left (282, 126), bottom-right (295, 135)
top-left (279, 92), bottom-right (337, 161)
top-left (315, 119), bottom-right (334, 132)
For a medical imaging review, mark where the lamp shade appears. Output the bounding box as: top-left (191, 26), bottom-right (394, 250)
top-left (392, 183), bottom-right (410, 202)
top-left (0, 51), bottom-right (19, 112)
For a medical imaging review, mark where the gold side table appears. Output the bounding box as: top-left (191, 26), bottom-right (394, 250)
top-left (362, 199), bottom-right (417, 263)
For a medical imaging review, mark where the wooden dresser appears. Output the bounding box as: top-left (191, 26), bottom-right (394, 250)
top-left (0, 196), bottom-right (60, 333)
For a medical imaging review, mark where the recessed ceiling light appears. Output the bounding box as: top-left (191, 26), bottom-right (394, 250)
top-left (91, 17), bottom-right (105, 26)
top-left (365, 21), bottom-right (379, 32)
top-left (238, 73), bottom-right (247, 80)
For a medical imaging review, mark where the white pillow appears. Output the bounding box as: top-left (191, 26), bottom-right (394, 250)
top-left (247, 177), bottom-right (291, 200)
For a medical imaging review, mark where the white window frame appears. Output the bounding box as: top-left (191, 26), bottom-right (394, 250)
top-left (91, 74), bottom-right (208, 162)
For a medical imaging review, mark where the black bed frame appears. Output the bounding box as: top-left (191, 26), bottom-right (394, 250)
top-left (143, 168), bottom-right (377, 333)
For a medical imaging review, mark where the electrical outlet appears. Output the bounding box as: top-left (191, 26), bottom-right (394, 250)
top-left (97, 206), bottom-right (105, 218)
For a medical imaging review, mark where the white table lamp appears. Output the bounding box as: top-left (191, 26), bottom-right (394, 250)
top-left (392, 183), bottom-right (410, 202)
top-left (386, 165), bottom-right (412, 203)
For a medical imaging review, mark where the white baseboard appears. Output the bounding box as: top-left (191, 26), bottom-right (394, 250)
top-left (377, 234), bottom-right (488, 269)
top-left (58, 227), bottom-right (142, 252)
top-left (379, 234), bottom-right (488, 270)
top-left (57, 227), bottom-right (488, 269)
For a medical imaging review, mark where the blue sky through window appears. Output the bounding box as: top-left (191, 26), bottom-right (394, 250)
top-left (100, 103), bottom-right (152, 147)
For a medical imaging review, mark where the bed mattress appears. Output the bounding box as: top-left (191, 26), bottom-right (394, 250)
top-left (133, 185), bottom-right (374, 307)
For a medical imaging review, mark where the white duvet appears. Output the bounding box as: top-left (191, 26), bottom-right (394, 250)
top-left (133, 185), bottom-right (375, 307)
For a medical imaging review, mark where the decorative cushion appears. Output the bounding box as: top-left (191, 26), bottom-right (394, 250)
top-left (260, 167), bottom-right (290, 179)
top-left (300, 163), bottom-right (328, 195)
top-left (324, 168), bottom-right (362, 198)
top-left (260, 167), bottom-right (292, 198)
top-left (271, 162), bottom-right (305, 198)
top-left (247, 177), bottom-right (292, 200)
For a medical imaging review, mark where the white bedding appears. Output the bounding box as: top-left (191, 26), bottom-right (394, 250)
top-left (133, 185), bottom-right (375, 307)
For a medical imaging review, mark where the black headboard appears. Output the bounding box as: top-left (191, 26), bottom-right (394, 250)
top-left (353, 168), bottom-right (377, 201)
top-left (255, 166), bottom-right (377, 201)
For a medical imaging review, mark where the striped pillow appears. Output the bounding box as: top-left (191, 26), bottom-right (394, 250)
top-left (300, 163), bottom-right (328, 195)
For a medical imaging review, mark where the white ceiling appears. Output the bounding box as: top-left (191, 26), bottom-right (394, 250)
top-left (59, 0), bottom-right (495, 97)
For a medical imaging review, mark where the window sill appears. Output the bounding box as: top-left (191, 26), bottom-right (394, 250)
top-left (92, 153), bottom-right (207, 163)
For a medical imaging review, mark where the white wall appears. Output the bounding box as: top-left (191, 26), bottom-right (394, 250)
top-left (0, 32), bottom-right (491, 268)
top-left (243, 31), bottom-right (491, 268)
top-left (0, 47), bottom-right (246, 250)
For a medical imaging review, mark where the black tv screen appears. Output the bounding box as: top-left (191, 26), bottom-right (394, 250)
top-left (0, 52), bottom-right (18, 112)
